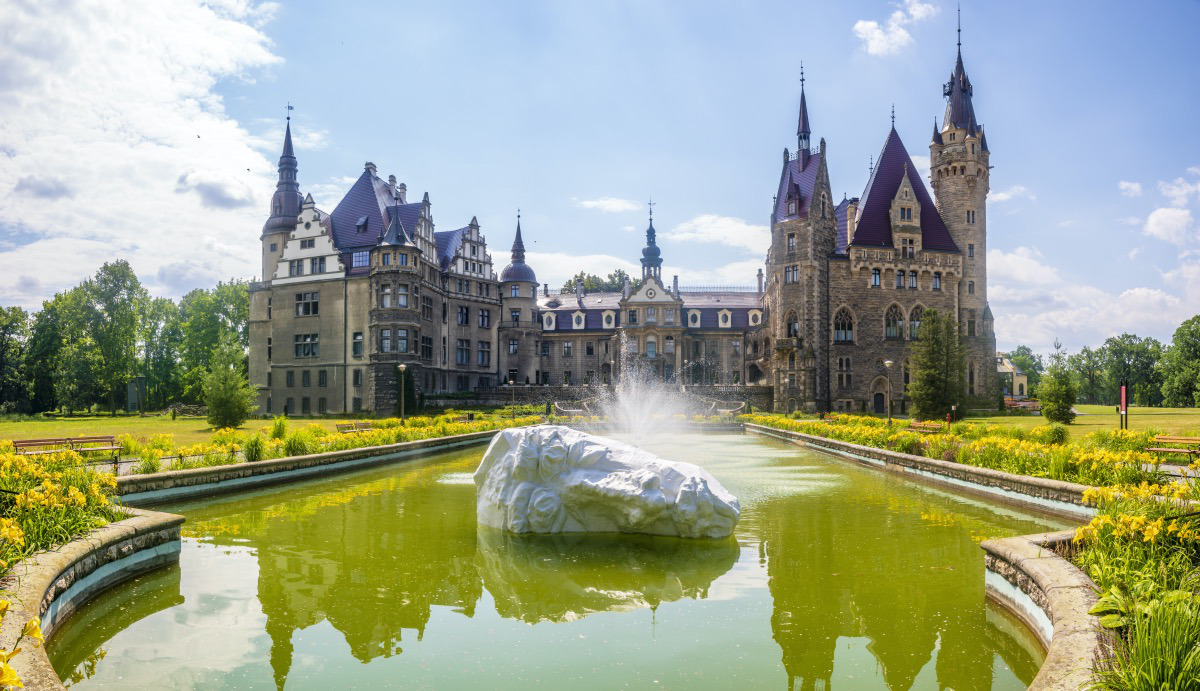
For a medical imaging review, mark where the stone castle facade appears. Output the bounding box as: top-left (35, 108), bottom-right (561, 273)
top-left (248, 40), bottom-right (995, 414)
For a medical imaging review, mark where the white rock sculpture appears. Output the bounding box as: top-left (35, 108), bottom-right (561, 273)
top-left (473, 425), bottom-right (740, 538)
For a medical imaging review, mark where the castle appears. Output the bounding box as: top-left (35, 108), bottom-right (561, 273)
top-left (248, 37), bottom-right (995, 415)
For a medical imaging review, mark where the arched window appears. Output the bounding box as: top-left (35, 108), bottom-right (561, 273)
top-left (909, 306), bottom-right (924, 339)
top-left (788, 352), bottom-right (796, 369)
top-left (786, 313), bottom-right (800, 338)
top-left (885, 305), bottom-right (904, 339)
top-left (834, 308), bottom-right (854, 343)
top-left (664, 335), bottom-right (675, 353)
top-left (908, 271), bottom-right (917, 289)
top-left (646, 336), bottom-right (657, 358)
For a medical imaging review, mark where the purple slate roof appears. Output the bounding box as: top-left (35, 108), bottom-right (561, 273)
top-left (535, 291), bottom-right (764, 331)
top-left (944, 51), bottom-right (978, 134)
top-left (329, 170), bottom-right (388, 251)
top-left (852, 128), bottom-right (958, 253)
top-left (433, 227), bottom-right (468, 273)
top-left (773, 151), bottom-right (823, 223)
top-left (796, 87), bottom-right (810, 136)
top-left (834, 197), bottom-right (853, 254)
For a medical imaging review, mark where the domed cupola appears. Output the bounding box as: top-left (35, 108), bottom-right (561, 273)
top-left (639, 204), bottom-right (663, 280)
top-left (499, 213), bottom-right (538, 284)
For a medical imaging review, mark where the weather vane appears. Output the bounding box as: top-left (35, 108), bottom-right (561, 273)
top-left (287, 102), bottom-right (294, 121)
top-left (648, 197), bottom-right (655, 222)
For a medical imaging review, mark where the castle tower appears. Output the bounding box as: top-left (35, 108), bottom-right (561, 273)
top-left (261, 120), bottom-right (303, 281)
top-left (498, 214), bottom-right (539, 385)
top-left (929, 18), bottom-right (996, 400)
top-left (368, 201), bottom-right (422, 413)
top-left (640, 208), bottom-right (663, 281)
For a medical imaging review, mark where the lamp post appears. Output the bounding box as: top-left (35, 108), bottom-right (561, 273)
top-left (883, 360), bottom-right (894, 425)
top-left (397, 364), bottom-right (407, 423)
top-left (509, 374), bottom-right (516, 420)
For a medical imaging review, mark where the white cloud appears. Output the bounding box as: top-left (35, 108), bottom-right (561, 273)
top-left (525, 251), bottom-right (642, 291)
top-left (1057, 219), bottom-right (1077, 228)
top-left (620, 225), bottom-right (636, 233)
top-left (306, 175), bottom-right (359, 212)
top-left (573, 197), bottom-right (640, 213)
top-left (1119, 216), bottom-right (1142, 226)
top-left (1128, 247), bottom-right (1142, 261)
top-left (0, 0), bottom-right (283, 308)
top-left (852, 0), bottom-right (938, 56)
top-left (991, 185), bottom-right (1036, 203)
top-left (1117, 180), bottom-right (1143, 197)
top-left (909, 154), bottom-right (931, 182)
top-left (664, 214), bottom-right (770, 255)
top-left (1143, 207), bottom-right (1194, 246)
top-left (1158, 176), bottom-right (1200, 207)
top-left (988, 247), bottom-right (1060, 286)
top-left (1189, 166), bottom-right (1200, 177)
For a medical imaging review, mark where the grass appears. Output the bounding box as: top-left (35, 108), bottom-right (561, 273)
top-left (967, 405), bottom-right (1200, 441)
top-left (0, 415), bottom-right (359, 446)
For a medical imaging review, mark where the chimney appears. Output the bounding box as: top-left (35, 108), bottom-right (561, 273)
top-left (756, 268), bottom-right (764, 294)
top-left (576, 278), bottom-right (584, 302)
top-left (623, 276), bottom-right (631, 299)
top-left (397, 183), bottom-right (407, 204)
top-left (543, 283), bottom-right (549, 297)
top-left (364, 161), bottom-right (377, 175)
top-left (673, 274), bottom-right (679, 295)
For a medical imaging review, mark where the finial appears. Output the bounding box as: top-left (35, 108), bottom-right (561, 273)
top-left (517, 207), bottom-right (521, 222)
top-left (648, 197), bottom-right (655, 223)
top-left (869, 155), bottom-right (874, 174)
top-left (891, 104), bottom-right (895, 127)
top-left (957, 4), bottom-right (962, 53)
top-left (800, 61), bottom-right (805, 88)
top-left (287, 102), bottom-right (293, 122)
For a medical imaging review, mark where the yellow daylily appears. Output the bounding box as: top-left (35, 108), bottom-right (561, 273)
top-left (20, 618), bottom-right (42, 645)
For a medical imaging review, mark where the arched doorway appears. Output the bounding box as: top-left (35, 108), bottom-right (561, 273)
top-left (748, 364), bottom-right (763, 383)
top-left (787, 398), bottom-right (797, 413)
top-left (873, 392), bottom-right (885, 414)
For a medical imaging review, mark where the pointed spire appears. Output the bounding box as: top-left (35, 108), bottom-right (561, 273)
top-left (890, 104), bottom-right (895, 129)
top-left (500, 210), bottom-right (536, 284)
top-left (943, 7), bottom-right (978, 134)
top-left (381, 205), bottom-right (406, 246)
top-left (931, 117), bottom-right (943, 144)
top-left (957, 4), bottom-right (962, 56)
top-left (262, 118), bottom-right (302, 234)
top-left (641, 198), bottom-right (662, 279)
top-left (796, 63), bottom-right (811, 167)
top-left (511, 209), bottom-right (526, 260)
top-left (282, 119), bottom-right (294, 158)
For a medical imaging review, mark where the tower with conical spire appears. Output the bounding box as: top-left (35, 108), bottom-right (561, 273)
top-left (261, 119), bottom-right (304, 283)
top-left (640, 203), bottom-right (663, 280)
top-left (797, 64), bottom-right (812, 169)
top-left (929, 8), bottom-right (996, 402)
top-left (498, 212), bottom-right (540, 385)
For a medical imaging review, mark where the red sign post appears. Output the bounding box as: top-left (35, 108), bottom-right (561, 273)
top-left (1119, 382), bottom-right (1128, 430)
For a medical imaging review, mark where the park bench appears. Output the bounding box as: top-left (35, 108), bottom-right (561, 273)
top-left (1145, 435), bottom-right (1200, 462)
top-left (12, 435), bottom-right (122, 467)
top-left (909, 421), bottom-right (944, 434)
top-left (335, 422), bottom-right (374, 433)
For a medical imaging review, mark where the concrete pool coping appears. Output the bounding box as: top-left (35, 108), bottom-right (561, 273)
top-left (743, 422), bottom-right (1104, 690)
top-left (0, 507), bottom-right (184, 691)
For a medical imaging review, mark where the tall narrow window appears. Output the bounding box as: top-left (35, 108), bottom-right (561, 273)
top-left (380, 285), bottom-right (392, 308)
top-left (968, 244), bottom-right (975, 258)
top-left (352, 332), bottom-right (363, 357)
top-left (896, 270), bottom-right (905, 289)
top-left (871, 269), bottom-right (881, 287)
top-left (833, 308), bottom-right (854, 343)
top-left (909, 306), bottom-right (924, 340)
top-left (932, 272), bottom-right (942, 291)
top-left (397, 328), bottom-right (408, 353)
top-left (908, 271), bottom-right (917, 289)
top-left (381, 328), bottom-right (391, 353)
top-left (968, 281), bottom-right (975, 294)
top-left (397, 285), bottom-right (409, 307)
top-left (885, 306), bottom-right (904, 339)
top-left (786, 313), bottom-right (800, 338)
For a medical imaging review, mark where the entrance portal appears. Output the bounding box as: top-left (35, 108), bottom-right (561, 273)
top-left (873, 392), bottom-right (885, 414)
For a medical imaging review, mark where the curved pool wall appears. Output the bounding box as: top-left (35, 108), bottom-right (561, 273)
top-left (744, 423), bottom-right (1104, 689)
top-left (0, 508), bottom-right (183, 691)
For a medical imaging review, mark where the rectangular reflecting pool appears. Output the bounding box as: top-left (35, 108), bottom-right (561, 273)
top-left (48, 431), bottom-right (1071, 689)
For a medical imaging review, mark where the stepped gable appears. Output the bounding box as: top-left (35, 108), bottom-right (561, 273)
top-left (852, 128), bottom-right (957, 252)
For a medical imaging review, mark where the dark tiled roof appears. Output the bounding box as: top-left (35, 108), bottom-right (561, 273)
top-left (833, 197), bottom-right (853, 254)
top-left (500, 222), bottom-right (537, 283)
top-left (796, 86), bottom-right (810, 136)
top-left (944, 51), bottom-right (978, 134)
top-left (329, 170), bottom-right (387, 251)
top-left (433, 227), bottom-right (468, 273)
top-left (931, 118), bottom-right (943, 145)
top-left (773, 152), bottom-right (823, 223)
top-left (852, 128), bottom-right (957, 253)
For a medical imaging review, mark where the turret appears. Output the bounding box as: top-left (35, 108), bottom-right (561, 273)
top-left (499, 214), bottom-right (539, 385)
top-left (640, 205), bottom-right (663, 280)
top-left (797, 64), bottom-right (812, 169)
top-left (261, 120), bottom-right (303, 281)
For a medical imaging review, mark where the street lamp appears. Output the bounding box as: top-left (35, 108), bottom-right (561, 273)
top-left (509, 374), bottom-right (516, 420)
top-left (883, 360), bottom-right (894, 425)
top-left (397, 364), bottom-right (407, 423)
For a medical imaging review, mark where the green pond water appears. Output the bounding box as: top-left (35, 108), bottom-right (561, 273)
top-left (48, 432), bottom-right (1071, 690)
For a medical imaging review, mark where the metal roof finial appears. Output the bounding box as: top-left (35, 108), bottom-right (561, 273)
top-left (648, 197), bottom-right (655, 224)
top-left (287, 102), bottom-right (293, 122)
top-left (957, 4), bottom-right (962, 54)
top-left (800, 61), bottom-right (805, 88)
top-left (891, 104), bottom-right (895, 128)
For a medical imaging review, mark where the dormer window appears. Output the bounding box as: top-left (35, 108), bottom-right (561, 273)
top-left (355, 215), bottom-right (368, 233)
top-left (787, 198), bottom-right (796, 215)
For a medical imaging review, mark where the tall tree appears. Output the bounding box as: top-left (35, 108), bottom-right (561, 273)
top-left (1006, 345), bottom-right (1045, 397)
top-left (1101, 333), bottom-right (1164, 406)
top-left (86, 261), bottom-right (148, 413)
top-left (1160, 315), bottom-right (1200, 407)
top-left (203, 334), bottom-right (257, 429)
top-left (179, 280), bottom-right (249, 402)
top-left (0, 307), bottom-right (30, 412)
top-left (560, 270), bottom-right (640, 294)
top-left (1067, 346), bottom-right (1104, 405)
top-left (1040, 340), bottom-right (1077, 424)
top-left (906, 309), bottom-right (966, 420)
top-left (142, 297), bottom-right (184, 409)
top-left (54, 336), bottom-right (102, 416)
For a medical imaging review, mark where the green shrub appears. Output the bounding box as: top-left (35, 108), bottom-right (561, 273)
top-left (1088, 599), bottom-right (1200, 691)
top-left (1028, 423), bottom-right (1069, 446)
top-left (283, 432), bottom-right (312, 458)
top-left (270, 415), bottom-right (288, 440)
top-left (133, 449), bottom-right (163, 475)
top-left (243, 435), bottom-right (265, 464)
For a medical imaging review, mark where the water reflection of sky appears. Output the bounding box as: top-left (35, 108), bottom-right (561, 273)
top-left (48, 432), bottom-right (1069, 690)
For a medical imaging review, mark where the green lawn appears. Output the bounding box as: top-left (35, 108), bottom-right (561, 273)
top-left (0, 415), bottom-right (360, 447)
top-left (966, 404), bottom-right (1200, 440)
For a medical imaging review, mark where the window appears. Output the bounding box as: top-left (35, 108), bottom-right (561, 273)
top-left (909, 306), bottom-right (924, 340)
top-left (968, 281), bottom-right (975, 294)
top-left (299, 238), bottom-right (314, 249)
top-left (456, 339), bottom-right (470, 365)
top-left (871, 269), bottom-right (881, 287)
top-left (478, 341), bottom-right (491, 366)
top-left (382, 253), bottom-right (391, 266)
top-left (318, 397), bottom-right (327, 414)
top-left (318, 370), bottom-right (327, 387)
top-left (969, 363), bottom-right (976, 395)
top-left (352, 332), bottom-right (363, 357)
top-left (541, 341), bottom-right (550, 356)
top-left (288, 260), bottom-right (303, 276)
top-left (310, 257), bottom-right (325, 274)
top-left (968, 244), bottom-right (975, 258)
top-left (900, 206), bottom-right (912, 221)
top-left (294, 333), bottom-right (319, 357)
top-left (967, 320), bottom-right (976, 337)
top-left (267, 299), bottom-right (272, 320)
top-left (586, 341), bottom-right (595, 356)
top-left (787, 234), bottom-right (796, 251)
top-left (647, 307), bottom-right (657, 323)
top-left (353, 369), bottom-right (362, 387)
top-left (784, 266), bottom-right (799, 283)
top-left (787, 199), bottom-right (796, 215)
top-left (564, 371), bottom-right (572, 386)
top-left (421, 336), bottom-right (433, 359)
top-left (301, 370), bottom-right (311, 387)
top-left (421, 296), bottom-right (433, 320)
top-left (397, 285), bottom-right (409, 308)
top-left (397, 328), bottom-right (408, 353)
top-left (456, 374), bottom-right (470, 391)
top-left (786, 313), bottom-right (800, 338)
top-left (563, 341), bottom-right (573, 357)
top-left (689, 311), bottom-right (699, 326)
top-left (896, 270), bottom-right (905, 289)
top-left (397, 253), bottom-right (408, 266)
top-left (664, 335), bottom-right (675, 354)
top-left (381, 328), bottom-right (392, 353)
top-left (967, 210), bottom-right (975, 224)
top-left (353, 397), bottom-right (362, 412)
top-left (267, 372), bottom-right (272, 387)
top-left (510, 285), bottom-right (520, 298)
top-left (885, 306), bottom-right (904, 339)
top-left (908, 271), bottom-right (917, 289)
top-left (294, 292), bottom-right (319, 317)
top-left (510, 309), bottom-right (521, 323)
top-left (301, 397), bottom-right (310, 414)
top-left (932, 272), bottom-right (942, 291)
top-left (788, 353), bottom-right (796, 369)
top-left (721, 312), bottom-right (729, 325)
top-left (834, 308), bottom-right (854, 343)
top-left (267, 397), bottom-right (272, 413)
top-left (509, 338), bottom-right (519, 354)
top-left (479, 309), bottom-right (491, 328)
top-left (627, 310), bottom-right (638, 325)
top-left (629, 337), bottom-right (639, 354)
top-left (286, 371), bottom-right (295, 388)
top-left (457, 305), bottom-right (469, 325)
top-left (352, 252), bottom-right (369, 268)
top-left (665, 308), bottom-right (676, 324)
top-left (646, 337), bottom-right (657, 358)
top-left (269, 243), bottom-right (277, 252)
top-left (381, 285), bottom-right (392, 308)
top-left (837, 357), bottom-right (853, 388)
top-left (286, 397), bottom-right (294, 414)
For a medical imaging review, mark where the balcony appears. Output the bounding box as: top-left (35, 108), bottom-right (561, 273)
top-left (774, 338), bottom-right (799, 351)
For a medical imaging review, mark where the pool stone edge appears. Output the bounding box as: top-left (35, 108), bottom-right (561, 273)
top-left (0, 507), bottom-right (185, 691)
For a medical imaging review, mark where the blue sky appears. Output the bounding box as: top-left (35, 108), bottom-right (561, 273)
top-left (1, 0), bottom-right (1198, 353)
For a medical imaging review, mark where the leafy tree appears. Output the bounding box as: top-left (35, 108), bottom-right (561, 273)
top-left (86, 261), bottom-right (148, 413)
top-left (180, 280), bottom-right (249, 402)
top-left (54, 336), bottom-right (102, 416)
top-left (1101, 334), bottom-right (1164, 406)
top-left (0, 307), bottom-right (30, 412)
top-left (560, 270), bottom-right (641, 294)
top-left (1160, 315), bottom-right (1200, 407)
top-left (1006, 345), bottom-right (1045, 397)
top-left (1067, 346), bottom-right (1104, 405)
top-left (203, 335), bottom-right (257, 429)
top-left (1040, 341), bottom-right (1077, 423)
top-left (906, 309), bottom-right (966, 420)
top-left (142, 297), bottom-right (184, 409)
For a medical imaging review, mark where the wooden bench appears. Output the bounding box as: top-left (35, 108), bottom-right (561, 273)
top-left (13, 436), bottom-right (122, 466)
top-left (335, 422), bottom-right (374, 433)
top-left (909, 421), bottom-right (945, 434)
top-left (1146, 435), bottom-right (1200, 461)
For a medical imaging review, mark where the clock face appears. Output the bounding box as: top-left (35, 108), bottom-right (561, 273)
top-left (646, 289), bottom-right (656, 298)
